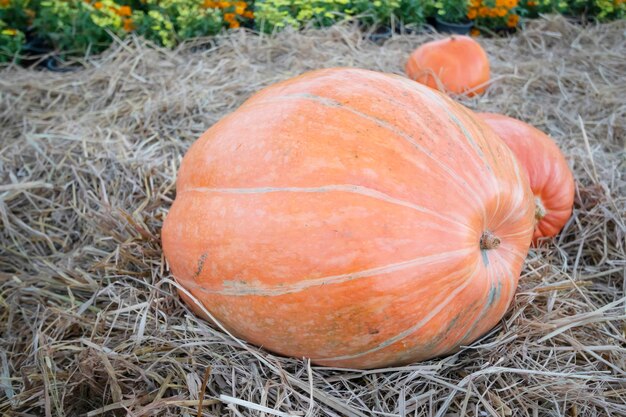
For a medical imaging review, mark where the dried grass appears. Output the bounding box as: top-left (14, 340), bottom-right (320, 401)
top-left (1, 15), bottom-right (625, 417)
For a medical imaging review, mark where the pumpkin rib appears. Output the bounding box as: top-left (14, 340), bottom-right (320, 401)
top-left (415, 85), bottom-right (494, 175)
top-left (247, 93), bottom-right (489, 212)
top-left (456, 259), bottom-right (501, 346)
top-left (182, 185), bottom-right (475, 232)
top-left (183, 247), bottom-right (475, 297)
top-left (314, 262), bottom-right (481, 363)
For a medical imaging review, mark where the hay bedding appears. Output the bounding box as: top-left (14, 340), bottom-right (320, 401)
top-left (0, 15), bottom-right (625, 417)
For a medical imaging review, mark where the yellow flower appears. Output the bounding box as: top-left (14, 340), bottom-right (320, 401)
top-left (1, 28), bottom-right (17, 36)
top-left (467, 8), bottom-right (477, 19)
top-left (235, 4), bottom-right (245, 14)
top-left (123, 17), bottom-right (134, 31)
top-left (507, 13), bottom-right (519, 27)
top-left (117, 5), bottom-right (132, 16)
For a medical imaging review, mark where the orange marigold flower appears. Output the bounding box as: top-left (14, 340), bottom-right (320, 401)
top-left (507, 13), bottom-right (519, 27)
top-left (497, 7), bottom-right (507, 16)
top-left (229, 20), bottom-right (240, 29)
top-left (123, 18), bottom-right (135, 31)
top-left (203, 0), bottom-right (217, 7)
top-left (467, 8), bottom-right (477, 19)
top-left (469, 0), bottom-right (481, 6)
top-left (510, 0), bottom-right (519, 6)
top-left (470, 28), bottom-right (480, 37)
top-left (243, 10), bottom-right (254, 18)
top-left (495, 0), bottom-right (505, 6)
top-left (117, 5), bottom-right (132, 16)
top-left (478, 6), bottom-right (489, 16)
top-left (93, 1), bottom-right (103, 9)
top-left (224, 12), bottom-right (236, 23)
top-left (218, 1), bottom-right (231, 7)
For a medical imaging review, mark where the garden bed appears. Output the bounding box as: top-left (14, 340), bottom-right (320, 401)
top-left (1, 15), bottom-right (625, 417)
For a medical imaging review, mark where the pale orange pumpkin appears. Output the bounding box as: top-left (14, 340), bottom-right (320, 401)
top-left (162, 68), bottom-right (534, 369)
top-left (478, 113), bottom-right (575, 242)
top-left (405, 35), bottom-right (490, 96)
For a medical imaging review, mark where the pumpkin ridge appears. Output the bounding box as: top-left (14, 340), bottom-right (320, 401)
top-left (415, 85), bottom-right (494, 176)
top-left (186, 247), bottom-right (475, 297)
top-left (456, 259), bottom-right (503, 346)
top-left (182, 184), bottom-right (474, 231)
top-left (315, 263), bottom-right (481, 362)
top-left (248, 93), bottom-right (487, 211)
top-left (265, 88), bottom-right (496, 194)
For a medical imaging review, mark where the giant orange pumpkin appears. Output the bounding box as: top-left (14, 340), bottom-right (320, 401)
top-left (405, 35), bottom-right (490, 96)
top-left (478, 113), bottom-right (575, 242)
top-left (162, 68), bottom-right (534, 369)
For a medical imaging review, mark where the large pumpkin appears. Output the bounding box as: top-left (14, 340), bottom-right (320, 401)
top-left (478, 113), bottom-right (575, 242)
top-left (405, 35), bottom-right (490, 96)
top-left (162, 68), bottom-right (534, 369)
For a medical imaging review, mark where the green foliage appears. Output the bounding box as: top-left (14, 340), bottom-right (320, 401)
top-left (134, 0), bottom-right (223, 47)
top-left (434, 0), bottom-right (469, 22)
top-left (348, 0), bottom-right (401, 25)
top-left (0, 19), bottom-right (25, 62)
top-left (254, 0), bottom-right (431, 33)
top-left (33, 0), bottom-right (123, 54)
top-left (254, 0), bottom-right (349, 32)
top-left (519, 0), bottom-right (625, 20)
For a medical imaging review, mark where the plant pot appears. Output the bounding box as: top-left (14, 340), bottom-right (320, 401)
top-left (44, 56), bottom-right (80, 73)
top-left (435, 17), bottom-right (473, 35)
top-left (367, 26), bottom-right (393, 43)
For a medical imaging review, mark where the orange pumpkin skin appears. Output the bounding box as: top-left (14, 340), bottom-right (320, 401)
top-left (478, 113), bottom-right (575, 242)
top-left (162, 68), bottom-right (534, 369)
top-left (405, 36), bottom-right (490, 96)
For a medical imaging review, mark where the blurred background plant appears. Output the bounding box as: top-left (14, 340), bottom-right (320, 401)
top-left (0, 0), bottom-right (623, 64)
top-left (467, 0), bottom-right (520, 33)
top-left (434, 0), bottom-right (470, 23)
top-left (253, 0), bottom-right (431, 33)
top-left (518, 0), bottom-right (625, 20)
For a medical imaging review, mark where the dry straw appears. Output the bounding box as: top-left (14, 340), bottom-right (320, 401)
top-left (1, 15), bottom-right (625, 417)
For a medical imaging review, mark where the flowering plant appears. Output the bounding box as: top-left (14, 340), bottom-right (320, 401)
top-left (467, 0), bottom-right (520, 30)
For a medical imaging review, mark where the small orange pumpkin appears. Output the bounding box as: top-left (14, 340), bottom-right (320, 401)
top-left (162, 68), bottom-right (534, 369)
top-left (405, 35), bottom-right (490, 96)
top-left (478, 113), bottom-right (575, 242)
